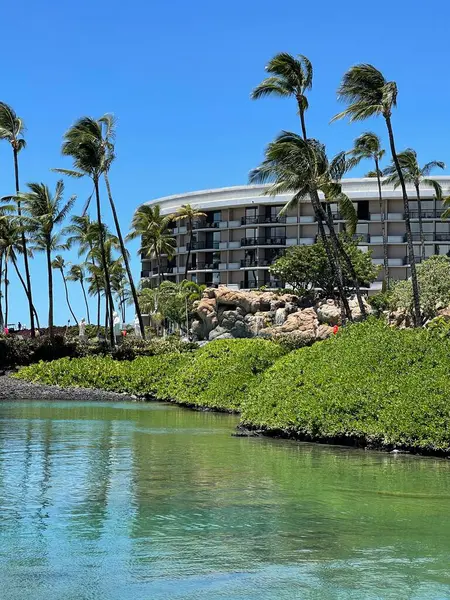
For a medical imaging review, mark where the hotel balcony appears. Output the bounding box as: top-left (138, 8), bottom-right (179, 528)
top-left (240, 215), bottom-right (287, 225)
top-left (240, 236), bottom-right (286, 247)
top-left (240, 259), bottom-right (271, 268)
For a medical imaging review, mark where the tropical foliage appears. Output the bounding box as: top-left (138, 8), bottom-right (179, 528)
top-left (269, 235), bottom-right (379, 297)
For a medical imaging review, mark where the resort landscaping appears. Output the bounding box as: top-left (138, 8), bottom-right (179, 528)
top-left (14, 318), bottom-right (450, 456)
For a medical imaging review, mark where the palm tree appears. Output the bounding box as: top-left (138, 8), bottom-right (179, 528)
top-left (251, 53), bottom-right (313, 139)
top-left (54, 119), bottom-right (115, 344)
top-left (51, 255), bottom-right (78, 326)
top-left (19, 181), bottom-right (76, 338)
top-left (127, 204), bottom-right (175, 285)
top-left (383, 149), bottom-right (445, 260)
top-left (0, 217), bottom-right (40, 328)
top-left (332, 64), bottom-right (421, 326)
top-left (66, 215), bottom-right (103, 329)
top-left (61, 115), bottom-right (146, 339)
top-left (173, 204), bottom-right (206, 278)
top-left (250, 133), bottom-right (363, 321)
top-left (67, 264), bottom-right (91, 324)
top-left (0, 102), bottom-right (36, 336)
top-left (346, 132), bottom-right (389, 287)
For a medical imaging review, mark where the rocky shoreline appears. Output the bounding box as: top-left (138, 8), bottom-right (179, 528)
top-left (0, 374), bottom-right (135, 402)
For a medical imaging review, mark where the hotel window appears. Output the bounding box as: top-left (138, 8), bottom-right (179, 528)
top-left (266, 227), bottom-right (286, 239)
top-left (245, 228), bottom-right (258, 239)
top-left (245, 207), bottom-right (258, 225)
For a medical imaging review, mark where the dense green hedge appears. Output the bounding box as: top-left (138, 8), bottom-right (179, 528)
top-left (0, 334), bottom-right (196, 368)
top-left (241, 319), bottom-right (450, 452)
top-left (15, 339), bottom-right (286, 412)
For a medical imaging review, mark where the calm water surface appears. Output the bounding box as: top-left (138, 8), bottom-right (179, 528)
top-left (0, 400), bottom-right (449, 599)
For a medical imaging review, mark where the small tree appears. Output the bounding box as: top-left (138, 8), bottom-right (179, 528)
top-left (390, 255), bottom-right (450, 320)
top-left (270, 236), bottom-right (379, 298)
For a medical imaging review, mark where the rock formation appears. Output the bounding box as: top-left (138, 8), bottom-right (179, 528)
top-left (191, 286), bottom-right (372, 344)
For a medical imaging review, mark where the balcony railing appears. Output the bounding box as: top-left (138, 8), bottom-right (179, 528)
top-left (141, 270), bottom-right (151, 278)
top-left (193, 220), bottom-right (221, 229)
top-left (191, 262), bottom-right (220, 270)
top-left (240, 259), bottom-right (271, 268)
top-left (241, 237), bottom-right (286, 247)
top-left (411, 232), bottom-right (450, 242)
top-left (241, 215), bottom-right (287, 225)
top-left (410, 210), bottom-right (448, 219)
top-left (403, 256), bottom-right (424, 265)
top-left (320, 212), bottom-right (341, 221)
top-left (187, 241), bottom-right (221, 250)
top-left (353, 233), bottom-right (370, 242)
top-left (240, 280), bottom-right (284, 289)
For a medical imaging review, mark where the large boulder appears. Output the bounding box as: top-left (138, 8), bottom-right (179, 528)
top-left (208, 326), bottom-right (234, 341)
top-left (348, 295), bottom-right (373, 321)
top-left (317, 299), bottom-right (341, 325)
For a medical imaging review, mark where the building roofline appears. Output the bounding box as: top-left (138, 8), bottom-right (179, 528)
top-left (143, 177), bottom-right (450, 206)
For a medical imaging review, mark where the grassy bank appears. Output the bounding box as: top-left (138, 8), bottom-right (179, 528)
top-left (241, 319), bottom-right (450, 454)
top-left (14, 321), bottom-right (450, 454)
top-left (15, 339), bottom-right (286, 412)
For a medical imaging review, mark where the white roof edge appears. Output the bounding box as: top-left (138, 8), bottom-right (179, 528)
top-left (143, 177), bottom-right (450, 206)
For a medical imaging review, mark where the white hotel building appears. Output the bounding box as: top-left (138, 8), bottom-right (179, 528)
top-left (141, 177), bottom-right (450, 291)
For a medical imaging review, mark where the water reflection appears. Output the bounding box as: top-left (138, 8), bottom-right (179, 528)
top-left (0, 401), bottom-right (449, 599)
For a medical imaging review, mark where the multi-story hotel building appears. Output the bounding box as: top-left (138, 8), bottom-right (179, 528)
top-left (140, 177), bottom-right (450, 292)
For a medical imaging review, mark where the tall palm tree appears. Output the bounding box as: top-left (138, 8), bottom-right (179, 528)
top-left (66, 215), bottom-right (102, 328)
top-left (0, 102), bottom-right (36, 336)
top-left (19, 181), bottom-right (75, 338)
top-left (346, 132), bottom-right (389, 287)
top-left (51, 255), bottom-right (78, 326)
top-left (250, 133), bottom-right (364, 321)
top-left (54, 119), bottom-right (115, 344)
top-left (62, 115), bottom-right (146, 339)
top-left (332, 64), bottom-right (421, 326)
top-left (383, 149), bottom-right (445, 260)
top-left (0, 216), bottom-right (40, 328)
top-left (127, 204), bottom-right (176, 285)
top-left (67, 264), bottom-right (91, 325)
top-left (173, 204), bottom-right (206, 278)
top-left (251, 53), bottom-right (313, 139)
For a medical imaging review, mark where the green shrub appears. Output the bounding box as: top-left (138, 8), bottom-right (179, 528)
top-left (241, 318), bottom-right (450, 452)
top-left (390, 255), bottom-right (450, 319)
top-left (168, 338), bottom-right (287, 411)
top-left (15, 338), bottom-right (286, 412)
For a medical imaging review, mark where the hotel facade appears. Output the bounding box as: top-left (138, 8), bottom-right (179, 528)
top-left (141, 177), bottom-right (450, 292)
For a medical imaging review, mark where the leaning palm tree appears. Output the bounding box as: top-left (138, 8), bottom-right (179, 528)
top-left (251, 53), bottom-right (313, 139)
top-left (346, 132), bottom-right (389, 287)
top-left (250, 133), bottom-right (365, 321)
top-left (332, 64), bottom-right (421, 326)
top-left (0, 102), bottom-right (36, 336)
top-left (19, 181), bottom-right (76, 338)
top-left (127, 204), bottom-right (175, 285)
top-left (173, 204), bottom-right (206, 278)
top-left (67, 264), bottom-right (91, 324)
top-left (383, 149), bottom-right (445, 260)
top-left (51, 255), bottom-right (78, 326)
top-left (54, 119), bottom-right (115, 344)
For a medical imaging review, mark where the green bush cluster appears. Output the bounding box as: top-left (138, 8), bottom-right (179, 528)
top-left (241, 318), bottom-right (450, 452)
top-left (0, 333), bottom-right (197, 368)
top-left (15, 338), bottom-right (286, 412)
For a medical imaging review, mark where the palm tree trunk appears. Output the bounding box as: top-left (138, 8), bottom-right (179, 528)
top-left (46, 245), bottom-right (54, 339)
top-left (185, 225), bottom-right (192, 280)
top-left (105, 296), bottom-right (109, 333)
top-left (325, 204), bottom-right (367, 319)
top-left (374, 158), bottom-right (389, 289)
top-left (311, 193), bottom-right (352, 322)
top-left (4, 260), bottom-right (8, 327)
top-left (60, 269), bottom-right (78, 326)
top-left (298, 103), bottom-right (307, 140)
top-left (97, 291), bottom-right (101, 331)
top-left (93, 177), bottom-right (115, 345)
top-left (13, 147), bottom-right (35, 338)
top-left (0, 252), bottom-right (3, 329)
top-left (80, 280), bottom-right (91, 324)
top-left (103, 173), bottom-right (145, 339)
top-left (415, 183), bottom-right (425, 260)
top-left (385, 116), bottom-right (421, 326)
top-left (11, 256), bottom-right (39, 328)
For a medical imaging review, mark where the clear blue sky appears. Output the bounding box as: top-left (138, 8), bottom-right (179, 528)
top-left (2, 0), bottom-right (449, 327)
